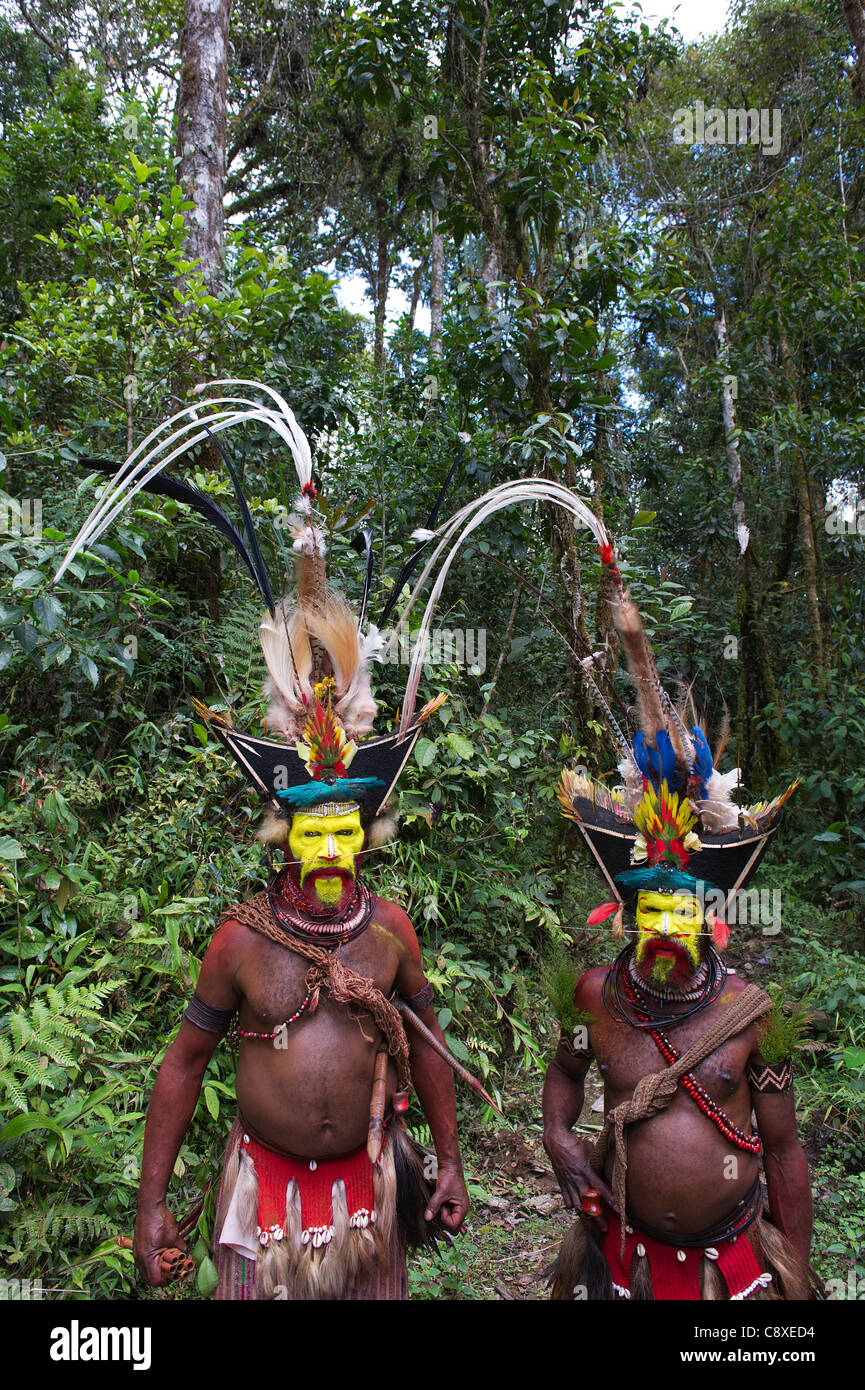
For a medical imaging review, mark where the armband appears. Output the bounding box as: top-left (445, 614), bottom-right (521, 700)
top-left (185, 993), bottom-right (237, 1035)
top-left (400, 980), bottom-right (435, 1015)
top-left (559, 1026), bottom-right (593, 1061)
top-left (748, 1057), bottom-right (793, 1093)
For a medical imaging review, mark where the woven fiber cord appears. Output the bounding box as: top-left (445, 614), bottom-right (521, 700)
top-left (591, 983), bottom-right (772, 1256)
top-left (217, 893), bottom-right (412, 1091)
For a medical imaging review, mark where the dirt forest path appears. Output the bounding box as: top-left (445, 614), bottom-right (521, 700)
top-left (408, 1066), bottom-right (608, 1300)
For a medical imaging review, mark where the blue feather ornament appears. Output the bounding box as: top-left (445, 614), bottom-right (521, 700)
top-left (632, 729), bottom-right (682, 791)
top-left (275, 777), bottom-right (385, 809)
top-left (690, 726), bottom-right (714, 798)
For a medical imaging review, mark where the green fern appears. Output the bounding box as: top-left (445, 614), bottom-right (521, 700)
top-left (200, 600), bottom-right (267, 709)
top-left (13, 1202), bottom-right (107, 1246)
top-left (0, 974), bottom-right (124, 1116)
top-left (539, 948), bottom-right (592, 1035)
top-left (757, 983), bottom-right (820, 1064)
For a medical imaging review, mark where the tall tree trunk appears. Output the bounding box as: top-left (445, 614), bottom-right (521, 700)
top-left (175, 0), bottom-right (231, 623)
top-left (778, 322), bottom-right (825, 672)
top-left (374, 219), bottom-right (388, 371)
top-left (589, 344), bottom-right (619, 666)
top-left (481, 237), bottom-right (500, 328)
top-left (177, 0), bottom-right (231, 296)
top-left (430, 200), bottom-right (445, 362)
top-left (714, 309), bottom-right (783, 784)
top-left (842, 0), bottom-right (865, 104)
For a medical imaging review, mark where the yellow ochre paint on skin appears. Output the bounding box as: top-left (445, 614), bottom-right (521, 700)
top-left (634, 889), bottom-right (703, 983)
top-left (288, 808), bottom-right (364, 906)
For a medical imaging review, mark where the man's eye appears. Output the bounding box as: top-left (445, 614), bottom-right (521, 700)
top-left (338, 829), bottom-right (354, 836)
top-left (305, 831), bottom-right (318, 838)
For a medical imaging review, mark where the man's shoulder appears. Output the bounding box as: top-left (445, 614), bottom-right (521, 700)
top-left (370, 894), bottom-right (413, 927)
top-left (574, 963), bottom-right (609, 1012)
top-left (369, 895), bottom-right (419, 956)
top-left (716, 968), bottom-right (753, 1002)
top-left (209, 899), bottom-right (267, 955)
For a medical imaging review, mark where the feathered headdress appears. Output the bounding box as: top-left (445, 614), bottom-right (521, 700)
top-left (376, 471), bottom-right (797, 933)
top-left (52, 380), bottom-right (443, 844)
top-left (550, 532), bottom-right (798, 934)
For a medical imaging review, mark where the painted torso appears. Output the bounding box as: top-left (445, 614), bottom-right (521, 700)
top-left (583, 966), bottom-right (760, 1235)
top-left (230, 903), bottom-right (405, 1158)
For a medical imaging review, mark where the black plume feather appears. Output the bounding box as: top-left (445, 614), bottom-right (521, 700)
top-left (198, 426), bottom-right (276, 616)
top-left (378, 445), bottom-right (463, 626)
top-left (78, 457), bottom-right (275, 614)
top-left (351, 527), bottom-right (374, 630)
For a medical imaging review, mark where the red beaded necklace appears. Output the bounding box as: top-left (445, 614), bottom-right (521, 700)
top-left (622, 978), bottom-right (762, 1156)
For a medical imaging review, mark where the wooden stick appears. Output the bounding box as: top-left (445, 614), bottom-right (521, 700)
top-left (396, 1000), bottom-right (504, 1117)
top-left (367, 1046), bottom-right (390, 1163)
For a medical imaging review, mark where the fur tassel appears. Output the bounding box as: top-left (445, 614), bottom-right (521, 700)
top-left (548, 1219), bottom-right (613, 1300)
top-left (391, 1125), bottom-right (442, 1249)
top-left (756, 1217), bottom-right (811, 1300)
top-left (259, 587), bottom-right (379, 743)
top-left (628, 1244), bottom-right (654, 1300)
top-left (365, 812), bottom-right (398, 849)
top-left (613, 590), bottom-right (688, 769)
top-left (257, 810), bottom-right (290, 845)
top-left (699, 1254), bottom-right (728, 1299)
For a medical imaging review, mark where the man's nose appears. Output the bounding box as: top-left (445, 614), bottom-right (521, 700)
top-left (323, 834), bottom-right (339, 860)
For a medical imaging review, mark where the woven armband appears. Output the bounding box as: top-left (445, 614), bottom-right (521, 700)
top-left (400, 980), bottom-right (434, 1015)
top-left (185, 993), bottom-right (237, 1035)
top-left (748, 1057), bottom-right (793, 1093)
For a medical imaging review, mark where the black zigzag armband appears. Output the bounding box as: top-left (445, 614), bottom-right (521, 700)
top-left (185, 993), bottom-right (237, 1035)
top-left (559, 1027), bottom-right (593, 1061)
top-left (748, 1057), bottom-right (793, 1093)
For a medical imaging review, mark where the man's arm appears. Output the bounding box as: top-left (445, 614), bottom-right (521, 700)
top-left (542, 970), bottom-right (617, 1229)
top-left (750, 1052), bottom-right (812, 1268)
top-left (382, 904), bottom-right (469, 1235)
top-left (133, 919), bottom-right (244, 1286)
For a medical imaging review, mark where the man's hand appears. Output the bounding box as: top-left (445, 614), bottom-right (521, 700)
top-left (425, 1162), bottom-right (469, 1235)
top-left (133, 1202), bottom-right (195, 1287)
top-left (543, 1129), bottom-right (617, 1234)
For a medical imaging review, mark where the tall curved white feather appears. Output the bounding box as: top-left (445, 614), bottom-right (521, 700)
top-left (52, 382), bottom-right (313, 586)
top-left (388, 479), bottom-right (610, 736)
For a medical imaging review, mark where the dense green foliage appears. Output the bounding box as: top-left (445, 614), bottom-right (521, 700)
top-left (1, 0), bottom-right (864, 1299)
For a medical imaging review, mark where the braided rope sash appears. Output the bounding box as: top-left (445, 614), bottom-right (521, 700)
top-left (217, 892), bottom-right (413, 1092)
top-left (591, 983), bottom-right (772, 1256)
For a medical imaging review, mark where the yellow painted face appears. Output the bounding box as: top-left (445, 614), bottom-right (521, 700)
top-left (634, 891), bottom-right (704, 986)
top-left (288, 808), bottom-right (365, 907)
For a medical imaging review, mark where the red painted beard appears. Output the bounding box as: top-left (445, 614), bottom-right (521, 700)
top-left (289, 863), bottom-right (356, 912)
top-left (635, 935), bottom-right (703, 991)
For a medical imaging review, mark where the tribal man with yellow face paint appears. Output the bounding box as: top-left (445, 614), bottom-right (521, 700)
top-left (633, 890), bottom-right (704, 992)
top-left (287, 805), bottom-right (366, 911)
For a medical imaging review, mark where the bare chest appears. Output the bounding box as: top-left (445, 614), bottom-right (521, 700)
top-left (235, 926), bottom-right (400, 1030)
top-left (593, 1009), bottom-right (753, 1104)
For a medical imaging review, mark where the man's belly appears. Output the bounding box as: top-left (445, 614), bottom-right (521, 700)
top-left (234, 1011), bottom-right (396, 1158)
top-left (606, 1097), bottom-right (760, 1235)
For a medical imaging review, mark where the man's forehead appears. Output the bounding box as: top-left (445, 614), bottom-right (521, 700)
top-left (638, 891), bottom-right (698, 909)
top-left (292, 808), bottom-right (362, 829)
